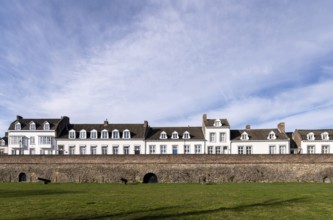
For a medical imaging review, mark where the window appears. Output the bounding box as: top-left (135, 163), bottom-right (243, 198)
top-left (79, 130), bottom-right (86, 139)
top-left (69, 146), bottom-right (75, 155)
top-left (123, 130), bottom-right (131, 139)
top-left (149, 145), bottom-right (156, 154)
top-left (269, 145), bottom-right (276, 154)
top-left (267, 131), bottom-right (276, 140)
top-left (307, 145), bottom-right (315, 154)
top-left (29, 148), bottom-right (35, 155)
top-left (124, 146), bottom-right (129, 155)
top-left (209, 133), bottom-right (216, 142)
top-left (91, 146), bottom-right (97, 155)
top-left (322, 145), bottom-right (330, 154)
top-left (134, 146), bottom-right (140, 155)
top-left (29, 122), bottom-right (36, 130)
top-left (184, 145), bottom-right (190, 154)
top-left (241, 132), bottom-right (249, 140)
top-left (43, 122), bottom-right (50, 130)
top-left (30, 137), bottom-right (35, 145)
top-left (219, 132), bottom-right (226, 142)
top-left (195, 145), bottom-right (201, 154)
top-left (102, 146), bottom-right (108, 155)
top-left (160, 131), bottom-right (167, 139)
top-left (101, 130), bottom-right (109, 139)
top-left (171, 131), bottom-right (179, 139)
top-left (279, 145), bottom-right (286, 154)
top-left (160, 145), bottom-right (166, 154)
top-left (38, 136), bottom-right (52, 145)
top-left (112, 130), bottom-right (119, 139)
top-left (69, 130), bottom-right (76, 139)
top-left (90, 130), bottom-right (97, 139)
top-left (321, 132), bottom-right (329, 140)
top-left (113, 146), bottom-right (119, 155)
top-left (208, 146), bottom-right (213, 154)
top-left (10, 136), bottom-right (22, 145)
top-left (183, 131), bottom-right (190, 139)
top-left (216, 146), bottom-right (221, 154)
top-left (213, 119), bottom-right (222, 127)
top-left (80, 146), bottom-right (86, 155)
top-left (238, 146), bottom-right (244, 154)
top-left (307, 132), bottom-right (315, 141)
top-left (15, 122), bottom-right (21, 130)
top-left (246, 146), bottom-right (252, 154)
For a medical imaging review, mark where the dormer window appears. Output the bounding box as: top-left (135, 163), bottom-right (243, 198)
top-left (241, 131), bottom-right (249, 140)
top-left (29, 122), bottom-right (36, 130)
top-left (123, 129), bottom-right (131, 139)
top-left (183, 131), bottom-right (190, 139)
top-left (307, 132), bottom-right (315, 141)
top-left (213, 119), bottom-right (222, 127)
top-left (69, 130), bottom-right (76, 139)
top-left (90, 130), bottom-right (97, 139)
top-left (112, 129), bottom-right (119, 139)
top-left (321, 132), bottom-right (329, 140)
top-left (171, 131), bottom-right (179, 139)
top-left (43, 122), bottom-right (50, 130)
top-left (79, 130), bottom-right (86, 139)
top-left (160, 131), bottom-right (167, 139)
top-left (15, 122), bottom-right (21, 130)
top-left (267, 131), bottom-right (276, 140)
top-left (101, 129), bottom-right (109, 139)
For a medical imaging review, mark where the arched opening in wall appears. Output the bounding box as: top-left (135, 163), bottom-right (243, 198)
top-left (19, 173), bottom-right (27, 182)
top-left (143, 173), bottom-right (158, 183)
top-left (323, 176), bottom-right (331, 183)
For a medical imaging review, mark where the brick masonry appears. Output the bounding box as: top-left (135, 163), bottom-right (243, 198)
top-left (1, 155), bottom-right (333, 183)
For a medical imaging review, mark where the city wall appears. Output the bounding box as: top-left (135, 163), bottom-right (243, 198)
top-left (1, 155), bottom-right (333, 183)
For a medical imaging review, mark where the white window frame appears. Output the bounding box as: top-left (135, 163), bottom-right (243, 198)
top-left (321, 132), bottom-right (329, 140)
top-left (160, 145), bottom-right (166, 154)
top-left (69, 130), bottom-right (76, 139)
top-left (183, 131), bottom-right (190, 139)
top-left (238, 146), bottom-right (244, 154)
top-left (112, 130), bottom-right (119, 139)
top-left (102, 146), bottom-right (108, 155)
top-left (267, 131), bottom-right (276, 140)
top-left (124, 146), bottom-right (129, 155)
top-left (90, 146), bottom-right (97, 155)
top-left (80, 146), bottom-right (86, 155)
top-left (149, 145), bottom-right (156, 154)
top-left (112, 146), bottom-right (119, 155)
top-left (15, 122), bottom-right (21, 131)
top-left (43, 122), bottom-right (50, 131)
top-left (208, 146), bottom-right (213, 154)
top-left (171, 131), bottom-right (179, 139)
top-left (209, 132), bottom-right (216, 142)
top-left (279, 145), bottom-right (286, 154)
top-left (30, 136), bottom-right (35, 145)
top-left (246, 146), bottom-right (252, 154)
top-left (184, 145), bottom-right (190, 154)
top-left (29, 122), bottom-right (36, 130)
top-left (69, 146), bottom-right (75, 155)
top-left (322, 145), bottom-right (330, 154)
top-left (194, 145), bottom-right (201, 154)
top-left (307, 145), bottom-right (315, 154)
top-left (79, 130), bottom-right (86, 139)
top-left (241, 132), bottom-right (249, 140)
top-left (213, 119), bottom-right (222, 127)
top-left (219, 132), bottom-right (226, 142)
top-left (307, 132), bottom-right (315, 141)
top-left (123, 130), bottom-right (131, 139)
top-left (269, 145), bottom-right (276, 154)
top-left (216, 146), bottom-right (221, 154)
top-left (90, 130), bottom-right (97, 139)
top-left (101, 130), bottom-right (109, 139)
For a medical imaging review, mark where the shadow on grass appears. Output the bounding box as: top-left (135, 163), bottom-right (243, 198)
top-left (0, 189), bottom-right (80, 198)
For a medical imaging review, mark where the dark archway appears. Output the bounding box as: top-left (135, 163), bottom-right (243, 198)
top-left (19, 173), bottom-right (27, 182)
top-left (143, 173), bottom-right (158, 183)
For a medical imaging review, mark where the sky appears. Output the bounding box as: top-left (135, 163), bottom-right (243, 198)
top-left (1, 0), bottom-right (333, 135)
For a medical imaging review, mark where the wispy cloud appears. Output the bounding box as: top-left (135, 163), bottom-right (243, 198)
top-left (1, 0), bottom-right (333, 135)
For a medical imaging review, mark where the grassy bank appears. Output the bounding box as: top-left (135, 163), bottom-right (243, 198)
top-left (0, 183), bottom-right (332, 219)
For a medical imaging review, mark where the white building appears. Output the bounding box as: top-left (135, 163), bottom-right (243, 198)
top-left (0, 136), bottom-right (7, 155)
top-left (293, 129), bottom-right (333, 154)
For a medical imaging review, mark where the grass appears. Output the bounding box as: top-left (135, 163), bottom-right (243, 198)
top-left (0, 183), bottom-right (333, 219)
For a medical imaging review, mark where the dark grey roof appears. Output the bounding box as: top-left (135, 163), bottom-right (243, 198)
top-left (204, 119), bottom-right (230, 127)
top-left (59, 123), bottom-right (146, 139)
top-left (146, 127), bottom-right (205, 140)
top-left (295, 129), bottom-right (333, 140)
top-left (8, 118), bottom-right (63, 130)
top-left (231, 129), bottom-right (289, 141)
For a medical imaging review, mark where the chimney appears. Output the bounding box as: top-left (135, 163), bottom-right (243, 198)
top-left (245, 124), bottom-right (251, 129)
top-left (202, 114), bottom-right (207, 123)
top-left (143, 120), bottom-right (149, 138)
top-left (104, 119), bottom-right (108, 126)
top-left (144, 120), bottom-right (148, 128)
top-left (278, 122), bottom-right (285, 133)
top-left (16, 115), bottom-right (23, 120)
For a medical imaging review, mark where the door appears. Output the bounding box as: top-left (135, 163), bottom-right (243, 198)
top-left (223, 146), bottom-right (228, 154)
top-left (172, 145), bottom-right (178, 155)
top-left (58, 145), bottom-right (64, 155)
top-left (134, 146), bottom-right (140, 155)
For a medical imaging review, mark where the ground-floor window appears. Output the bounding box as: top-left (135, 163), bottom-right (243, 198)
top-left (216, 146), bottom-right (221, 154)
top-left (269, 145), bottom-right (276, 154)
top-left (184, 145), bottom-right (190, 154)
top-left (90, 146), bottom-right (97, 155)
top-left (238, 146), bottom-right (244, 154)
top-left (246, 146), bottom-right (252, 154)
top-left (29, 148), bottom-right (35, 155)
top-left (80, 146), bottom-right (86, 155)
top-left (113, 146), bottom-right (119, 155)
top-left (149, 145), bottom-right (156, 154)
top-left (322, 145), bottom-right (330, 154)
top-left (69, 146), bottom-right (75, 155)
top-left (279, 145), bottom-right (286, 154)
top-left (307, 145), bottom-right (315, 154)
top-left (208, 146), bottom-right (213, 154)
top-left (194, 145), bottom-right (201, 154)
top-left (160, 145), bottom-right (166, 154)
top-left (102, 146), bottom-right (108, 155)
top-left (124, 146), bottom-right (129, 155)
top-left (134, 146), bottom-right (140, 155)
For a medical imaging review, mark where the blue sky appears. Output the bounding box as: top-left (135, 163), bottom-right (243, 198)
top-left (1, 0), bottom-right (333, 135)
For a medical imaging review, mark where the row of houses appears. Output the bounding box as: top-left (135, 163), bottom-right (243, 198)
top-left (0, 114), bottom-right (331, 155)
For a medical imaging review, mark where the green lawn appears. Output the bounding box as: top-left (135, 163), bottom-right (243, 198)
top-left (0, 183), bottom-right (333, 220)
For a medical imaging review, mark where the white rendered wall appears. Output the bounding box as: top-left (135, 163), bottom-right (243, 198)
top-left (145, 140), bottom-right (205, 154)
top-left (204, 127), bottom-right (231, 154)
top-left (230, 140), bottom-right (290, 154)
top-left (300, 141), bottom-right (332, 154)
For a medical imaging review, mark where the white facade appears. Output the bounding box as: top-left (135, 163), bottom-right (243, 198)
top-left (231, 141), bottom-right (289, 154)
top-left (295, 130), bottom-right (333, 154)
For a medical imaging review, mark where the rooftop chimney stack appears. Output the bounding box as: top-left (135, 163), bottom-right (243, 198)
top-left (278, 122), bottom-right (285, 133)
top-left (16, 115), bottom-right (23, 120)
top-left (104, 119), bottom-right (108, 126)
top-left (246, 124), bottom-right (251, 129)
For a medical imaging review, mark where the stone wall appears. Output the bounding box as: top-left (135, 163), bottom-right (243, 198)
top-left (1, 155), bottom-right (333, 183)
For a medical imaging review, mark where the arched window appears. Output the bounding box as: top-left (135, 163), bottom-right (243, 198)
top-left (43, 122), bottom-right (50, 131)
top-left (101, 129), bottom-right (109, 139)
top-left (213, 119), bottom-right (222, 127)
top-left (90, 130), bottom-right (97, 139)
top-left (29, 122), bottom-right (36, 130)
top-left (160, 131), bottom-right (167, 139)
top-left (183, 131), bottom-right (190, 139)
top-left (123, 129), bottom-right (131, 139)
top-left (267, 131), bottom-right (276, 140)
top-left (171, 131), bottom-right (179, 139)
top-left (307, 132), bottom-right (315, 141)
top-left (79, 129), bottom-right (86, 139)
top-left (321, 132), bottom-right (329, 140)
top-left (241, 131), bottom-right (249, 140)
top-left (112, 130), bottom-right (119, 139)
top-left (15, 122), bottom-right (21, 131)
top-left (69, 130), bottom-right (76, 139)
